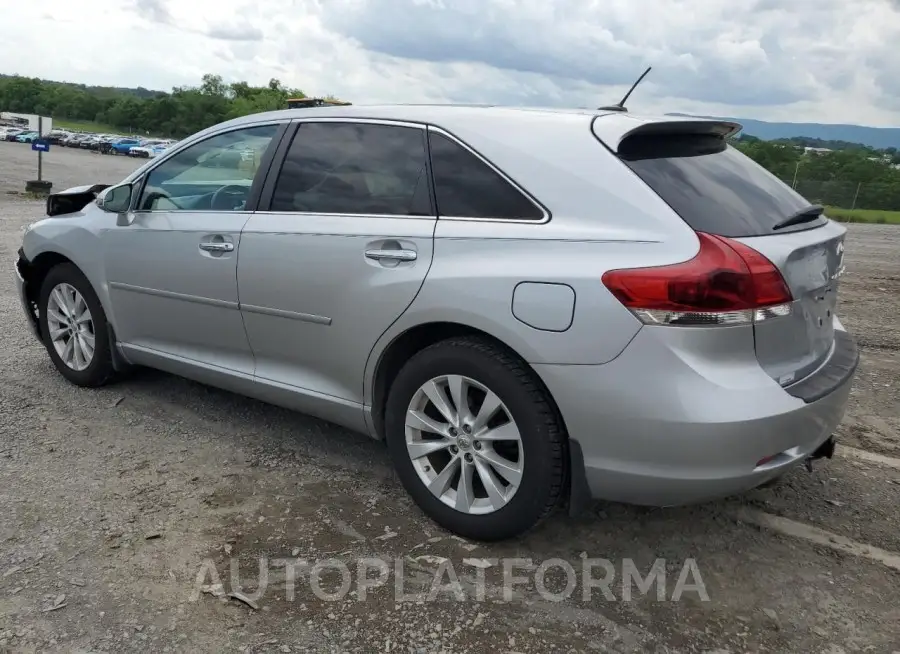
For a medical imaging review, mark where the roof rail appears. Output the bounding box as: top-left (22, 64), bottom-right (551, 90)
top-left (286, 98), bottom-right (352, 109)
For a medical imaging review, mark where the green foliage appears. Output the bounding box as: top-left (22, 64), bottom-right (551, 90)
top-left (734, 138), bottom-right (900, 212)
top-left (0, 73), bottom-right (320, 138)
top-left (52, 118), bottom-right (136, 135)
top-left (824, 207), bottom-right (900, 225)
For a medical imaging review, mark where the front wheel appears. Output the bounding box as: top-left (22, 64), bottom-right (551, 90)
top-left (38, 263), bottom-right (116, 387)
top-left (385, 337), bottom-right (566, 541)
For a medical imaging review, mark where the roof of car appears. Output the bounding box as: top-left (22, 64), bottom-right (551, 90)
top-left (210, 104), bottom-right (741, 146)
top-left (222, 104), bottom-right (603, 126)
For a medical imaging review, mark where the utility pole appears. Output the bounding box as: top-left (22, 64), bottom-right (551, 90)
top-left (37, 116), bottom-right (43, 182)
top-left (851, 182), bottom-right (861, 211)
top-left (25, 115), bottom-right (53, 196)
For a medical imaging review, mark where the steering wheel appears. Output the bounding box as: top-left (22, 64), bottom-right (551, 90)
top-left (211, 184), bottom-right (250, 211)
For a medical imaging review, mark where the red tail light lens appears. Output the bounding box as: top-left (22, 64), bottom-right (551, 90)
top-left (601, 232), bottom-right (793, 326)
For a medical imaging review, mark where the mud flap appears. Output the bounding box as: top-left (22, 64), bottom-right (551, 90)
top-left (567, 438), bottom-right (592, 517)
top-left (106, 324), bottom-right (132, 373)
top-left (805, 436), bottom-right (836, 472)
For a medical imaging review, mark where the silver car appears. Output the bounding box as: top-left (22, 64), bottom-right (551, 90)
top-left (15, 106), bottom-right (858, 541)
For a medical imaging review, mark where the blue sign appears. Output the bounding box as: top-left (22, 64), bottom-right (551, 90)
top-left (32, 140), bottom-right (50, 152)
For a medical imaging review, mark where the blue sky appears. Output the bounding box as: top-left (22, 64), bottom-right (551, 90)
top-left (2, 0), bottom-right (899, 126)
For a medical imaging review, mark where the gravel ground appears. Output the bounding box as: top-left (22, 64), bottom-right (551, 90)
top-left (1, 142), bottom-right (899, 653)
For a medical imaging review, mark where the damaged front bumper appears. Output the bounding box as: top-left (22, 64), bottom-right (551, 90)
top-left (45, 183), bottom-right (110, 217)
top-left (15, 248), bottom-right (42, 342)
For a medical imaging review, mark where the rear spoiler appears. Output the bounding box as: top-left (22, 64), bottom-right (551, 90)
top-left (46, 184), bottom-right (110, 217)
top-left (592, 115), bottom-right (743, 153)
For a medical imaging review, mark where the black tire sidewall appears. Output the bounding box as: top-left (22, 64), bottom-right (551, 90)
top-left (38, 264), bottom-right (113, 387)
top-left (385, 340), bottom-right (563, 541)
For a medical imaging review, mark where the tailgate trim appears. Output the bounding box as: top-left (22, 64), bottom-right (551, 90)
top-left (784, 330), bottom-right (858, 403)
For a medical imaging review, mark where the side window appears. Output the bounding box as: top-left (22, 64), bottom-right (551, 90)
top-left (270, 122), bottom-right (431, 216)
top-left (137, 124), bottom-right (279, 212)
top-left (428, 131), bottom-right (544, 220)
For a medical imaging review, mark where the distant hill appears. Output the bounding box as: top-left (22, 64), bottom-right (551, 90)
top-left (667, 113), bottom-right (900, 150)
top-left (0, 73), bottom-right (162, 100)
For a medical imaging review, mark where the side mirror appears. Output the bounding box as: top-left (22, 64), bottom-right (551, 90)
top-left (97, 183), bottom-right (135, 225)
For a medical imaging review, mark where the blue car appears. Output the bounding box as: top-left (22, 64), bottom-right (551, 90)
top-left (108, 138), bottom-right (141, 155)
top-left (15, 131), bottom-right (39, 143)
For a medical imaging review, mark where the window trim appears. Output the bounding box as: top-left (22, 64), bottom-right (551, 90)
top-left (131, 121), bottom-right (290, 214)
top-left (256, 118), bottom-right (437, 219)
top-left (425, 126), bottom-right (550, 224)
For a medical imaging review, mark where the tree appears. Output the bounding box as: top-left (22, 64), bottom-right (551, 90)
top-left (0, 73), bottom-right (330, 138)
top-left (734, 137), bottom-right (900, 211)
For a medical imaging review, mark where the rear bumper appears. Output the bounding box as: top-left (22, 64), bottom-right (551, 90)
top-left (536, 323), bottom-right (858, 507)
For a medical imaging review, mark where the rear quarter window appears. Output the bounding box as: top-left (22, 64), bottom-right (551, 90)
top-left (618, 133), bottom-right (823, 238)
top-left (428, 131), bottom-right (545, 221)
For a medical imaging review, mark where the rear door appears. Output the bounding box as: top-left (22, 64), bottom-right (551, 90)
top-left (608, 125), bottom-right (845, 386)
top-left (237, 119), bottom-right (436, 404)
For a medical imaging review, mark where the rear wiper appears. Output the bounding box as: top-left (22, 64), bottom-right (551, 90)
top-left (772, 204), bottom-right (824, 231)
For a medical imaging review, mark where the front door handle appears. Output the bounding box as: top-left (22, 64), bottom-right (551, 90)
top-left (365, 249), bottom-right (417, 262)
top-left (199, 242), bottom-right (234, 253)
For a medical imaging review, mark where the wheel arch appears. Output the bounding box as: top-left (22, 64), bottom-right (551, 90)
top-left (368, 321), bottom-right (568, 442)
top-left (22, 251), bottom-right (78, 328)
top-left (367, 320), bottom-right (594, 516)
top-left (23, 251), bottom-right (128, 371)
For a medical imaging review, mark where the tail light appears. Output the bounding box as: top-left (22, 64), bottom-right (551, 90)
top-left (601, 232), bottom-right (793, 326)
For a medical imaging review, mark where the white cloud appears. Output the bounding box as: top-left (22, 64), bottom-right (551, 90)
top-left (1, 0), bottom-right (898, 126)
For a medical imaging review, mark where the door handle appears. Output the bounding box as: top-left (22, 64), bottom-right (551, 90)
top-left (199, 242), bottom-right (234, 253)
top-left (365, 249), bottom-right (417, 262)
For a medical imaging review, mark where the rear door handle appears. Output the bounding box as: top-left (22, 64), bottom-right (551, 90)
top-left (365, 249), bottom-right (417, 262)
top-left (199, 242), bottom-right (234, 252)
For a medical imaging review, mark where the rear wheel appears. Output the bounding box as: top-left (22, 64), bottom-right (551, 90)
top-left (385, 337), bottom-right (566, 541)
top-left (38, 263), bottom-right (115, 387)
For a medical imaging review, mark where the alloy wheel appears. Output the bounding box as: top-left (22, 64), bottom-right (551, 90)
top-left (405, 375), bottom-right (524, 515)
top-left (46, 282), bottom-right (95, 371)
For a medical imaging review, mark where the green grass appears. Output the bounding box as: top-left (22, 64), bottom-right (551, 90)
top-left (51, 118), bottom-right (157, 137)
top-left (825, 207), bottom-right (900, 225)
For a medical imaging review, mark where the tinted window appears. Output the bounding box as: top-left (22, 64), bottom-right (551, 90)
top-left (428, 132), bottom-right (544, 220)
top-left (138, 125), bottom-right (277, 212)
top-left (620, 134), bottom-right (820, 237)
top-left (270, 123), bottom-right (431, 216)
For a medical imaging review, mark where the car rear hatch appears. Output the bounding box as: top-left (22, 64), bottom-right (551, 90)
top-left (592, 115), bottom-right (846, 388)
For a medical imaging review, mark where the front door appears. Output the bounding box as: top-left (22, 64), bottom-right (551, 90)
top-left (104, 123), bottom-right (282, 374)
top-left (238, 120), bottom-right (436, 405)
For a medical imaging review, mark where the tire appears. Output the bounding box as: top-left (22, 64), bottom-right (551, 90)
top-left (38, 263), bottom-right (115, 387)
top-left (385, 336), bottom-right (566, 541)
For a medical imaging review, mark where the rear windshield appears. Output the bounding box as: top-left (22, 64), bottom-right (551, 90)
top-left (618, 133), bottom-right (823, 237)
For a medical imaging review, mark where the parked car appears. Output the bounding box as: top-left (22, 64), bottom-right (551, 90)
top-left (15, 131), bottom-right (41, 143)
top-left (1, 123), bottom-right (27, 140)
top-left (79, 135), bottom-right (102, 150)
top-left (128, 140), bottom-right (169, 158)
top-left (108, 138), bottom-right (141, 155)
top-left (81, 136), bottom-right (103, 151)
top-left (46, 131), bottom-right (71, 145)
top-left (60, 134), bottom-right (83, 147)
top-left (14, 106), bottom-right (858, 541)
top-left (97, 136), bottom-right (121, 154)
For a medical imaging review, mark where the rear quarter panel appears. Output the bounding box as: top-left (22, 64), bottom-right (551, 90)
top-left (364, 113), bottom-right (703, 404)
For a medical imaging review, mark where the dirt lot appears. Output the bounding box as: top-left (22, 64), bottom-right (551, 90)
top-left (0, 142), bottom-right (141, 196)
top-left (1, 141), bottom-right (899, 653)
